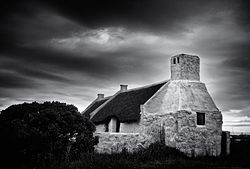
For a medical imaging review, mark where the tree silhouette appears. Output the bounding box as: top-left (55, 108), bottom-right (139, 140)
top-left (0, 101), bottom-right (98, 169)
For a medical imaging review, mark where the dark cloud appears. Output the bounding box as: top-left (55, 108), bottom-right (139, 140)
top-left (233, 0), bottom-right (250, 32)
top-left (210, 42), bottom-right (250, 113)
top-left (44, 0), bottom-right (245, 33)
top-left (0, 58), bottom-right (72, 83)
top-left (0, 71), bottom-right (37, 89)
top-left (1, 0), bottom-right (248, 38)
top-left (1, 43), bottom-right (161, 79)
top-left (223, 48), bottom-right (250, 72)
top-left (1, 45), bottom-right (117, 77)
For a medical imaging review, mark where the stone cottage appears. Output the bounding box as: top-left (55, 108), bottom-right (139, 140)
top-left (83, 54), bottom-right (225, 157)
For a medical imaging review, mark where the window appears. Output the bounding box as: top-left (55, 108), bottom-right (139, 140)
top-left (177, 57), bottom-right (180, 63)
top-left (197, 112), bottom-right (205, 125)
top-left (173, 57), bottom-right (180, 64)
top-left (104, 122), bottom-right (109, 132)
top-left (116, 120), bottom-right (120, 132)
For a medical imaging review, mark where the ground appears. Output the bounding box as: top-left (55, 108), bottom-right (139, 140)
top-left (55, 138), bottom-right (250, 169)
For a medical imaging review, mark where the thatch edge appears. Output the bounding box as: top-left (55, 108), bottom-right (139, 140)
top-left (82, 96), bottom-right (111, 115)
top-left (90, 80), bottom-right (169, 120)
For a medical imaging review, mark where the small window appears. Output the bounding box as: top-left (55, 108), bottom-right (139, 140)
top-left (177, 57), bottom-right (180, 63)
top-left (197, 112), bottom-right (205, 125)
top-left (173, 58), bottom-right (176, 64)
top-left (104, 122), bottom-right (109, 132)
top-left (116, 121), bottom-right (120, 132)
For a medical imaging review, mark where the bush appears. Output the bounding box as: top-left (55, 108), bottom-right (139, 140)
top-left (55, 142), bottom-right (187, 169)
top-left (0, 101), bottom-right (98, 169)
top-left (133, 142), bottom-right (186, 162)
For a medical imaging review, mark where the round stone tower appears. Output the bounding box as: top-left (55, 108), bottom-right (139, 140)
top-left (171, 54), bottom-right (200, 81)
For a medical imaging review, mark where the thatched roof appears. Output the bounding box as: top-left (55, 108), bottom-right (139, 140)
top-left (86, 81), bottom-right (167, 124)
top-left (82, 97), bottom-right (110, 118)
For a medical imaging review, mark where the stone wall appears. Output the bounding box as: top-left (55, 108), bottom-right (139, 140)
top-left (94, 132), bottom-right (154, 153)
top-left (140, 79), bottom-right (223, 157)
top-left (171, 54), bottom-right (200, 81)
top-left (140, 110), bottom-right (222, 157)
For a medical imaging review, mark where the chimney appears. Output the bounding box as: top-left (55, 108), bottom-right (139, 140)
top-left (97, 94), bottom-right (104, 100)
top-left (120, 84), bottom-right (128, 91)
top-left (170, 54), bottom-right (200, 81)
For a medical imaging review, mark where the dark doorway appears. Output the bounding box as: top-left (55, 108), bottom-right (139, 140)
top-left (116, 119), bottom-right (120, 132)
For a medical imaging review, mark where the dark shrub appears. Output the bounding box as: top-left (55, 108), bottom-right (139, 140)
top-left (0, 101), bottom-right (98, 169)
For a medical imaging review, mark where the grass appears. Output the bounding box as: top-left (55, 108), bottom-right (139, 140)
top-left (51, 142), bottom-right (250, 169)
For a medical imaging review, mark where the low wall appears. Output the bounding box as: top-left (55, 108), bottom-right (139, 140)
top-left (94, 132), bottom-right (154, 153)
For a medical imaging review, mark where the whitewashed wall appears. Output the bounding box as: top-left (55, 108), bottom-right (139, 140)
top-left (109, 117), bottom-right (117, 132)
top-left (95, 124), bottom-right (105, 132)
top-left (120, 122), bottom-right (140, 133)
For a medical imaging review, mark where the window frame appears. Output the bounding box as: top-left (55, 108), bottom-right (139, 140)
top-left (196, 112), bottom-right (205, 126)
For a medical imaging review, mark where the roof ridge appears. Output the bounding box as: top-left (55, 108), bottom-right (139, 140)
top-left (82, 96), bottom-right (111, 114)
top-left (120, 80), bottom-right (169, 93)
top-left (82, 99), bottom-right (98, 114)
top-left (97, 96), bottom-right (112, 101)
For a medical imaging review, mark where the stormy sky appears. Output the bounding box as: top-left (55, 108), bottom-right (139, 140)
top-left (0, 0), bottom-right (250, 133)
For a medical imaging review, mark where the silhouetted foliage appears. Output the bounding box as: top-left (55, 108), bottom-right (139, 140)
top-left (55, 142), bottom-right (187, 169)
top-left (0, 101), bottom-right (98, 169)
top-left (229, 134), bottom-right (250, 164)
top-left (54, 141), bottom-right (250, 169)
